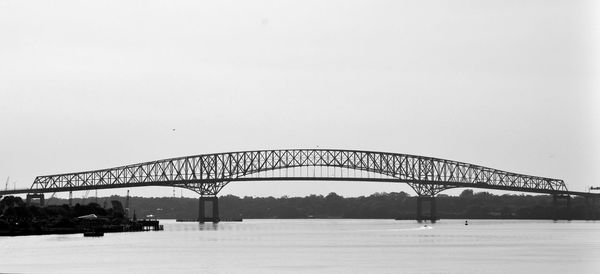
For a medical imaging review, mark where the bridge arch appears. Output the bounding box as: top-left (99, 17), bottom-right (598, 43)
top-left (29, 149), bottom-right (567, 197)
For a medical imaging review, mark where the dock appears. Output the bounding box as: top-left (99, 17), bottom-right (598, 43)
top-left (176, 218), bottom-right (242, 222)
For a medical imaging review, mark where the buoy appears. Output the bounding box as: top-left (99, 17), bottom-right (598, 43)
top-left (465, 220), bottom-right (468, 226)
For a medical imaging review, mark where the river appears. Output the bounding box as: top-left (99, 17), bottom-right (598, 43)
top-left (1, 219), bottom-right (599, 273)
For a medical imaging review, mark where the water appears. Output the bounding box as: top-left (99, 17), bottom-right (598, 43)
top-left (1, 219), bottom-right (599, 273)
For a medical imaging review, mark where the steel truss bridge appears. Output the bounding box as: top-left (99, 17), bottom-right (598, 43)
top-left (1, 149), bottom-right (597, 222)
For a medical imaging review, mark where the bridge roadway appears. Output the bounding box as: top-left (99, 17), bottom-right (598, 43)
top-left (1, 149), bottom-right (598, 221)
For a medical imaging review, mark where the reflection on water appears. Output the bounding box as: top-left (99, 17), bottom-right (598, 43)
top-left (1, 219), bottom-right (599, 273)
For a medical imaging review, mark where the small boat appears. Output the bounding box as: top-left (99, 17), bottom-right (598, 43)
top-left (84, 230), bottom-right (104, 237)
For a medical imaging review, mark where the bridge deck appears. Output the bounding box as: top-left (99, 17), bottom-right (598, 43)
top-left (1, 177), bottom-right (597, 197)
top-left (1, 149), bottom-right (594, 197)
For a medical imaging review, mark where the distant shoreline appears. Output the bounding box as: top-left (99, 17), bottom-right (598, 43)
top-left (40, 191), bottom-right (592, 220)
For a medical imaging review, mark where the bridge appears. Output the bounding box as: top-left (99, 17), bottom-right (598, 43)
top-left (1, 149), bottom-right (597, 222)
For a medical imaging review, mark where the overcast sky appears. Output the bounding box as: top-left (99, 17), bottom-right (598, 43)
top-left (1, 0), bottom-right (598, 198)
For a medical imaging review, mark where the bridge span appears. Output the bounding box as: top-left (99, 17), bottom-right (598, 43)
top-left (1, 149), bottom-right (597, 222)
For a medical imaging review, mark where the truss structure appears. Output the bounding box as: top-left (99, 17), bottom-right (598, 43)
top-left (23, 149), bottom-right (569, 197)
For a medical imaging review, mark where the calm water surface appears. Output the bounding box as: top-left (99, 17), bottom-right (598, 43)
top-left (1, 219), bottom-right (599, 273)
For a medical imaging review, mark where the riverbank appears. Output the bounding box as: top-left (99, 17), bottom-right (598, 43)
top-left (0, 196), bottom-right (162, 236)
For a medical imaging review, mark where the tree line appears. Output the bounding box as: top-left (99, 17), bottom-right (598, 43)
top-left (43, 189), bottom-right (598, 220)
top-left (1, 195), bottom-right (134, 235)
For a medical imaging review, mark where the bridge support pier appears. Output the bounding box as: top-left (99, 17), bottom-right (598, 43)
top-left (553, 194), bottom-right (571, 221)
top-left (198, 196), bottom-right (220, 223)
top-left (26, 193), bottom-right (44, 206)
top-left (416, 196), bottom-right (437, 223)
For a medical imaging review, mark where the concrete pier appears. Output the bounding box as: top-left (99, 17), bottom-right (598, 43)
top-left (416, 196), bottom-right (437, 223)
top-left (198, 196), bottom-right (220, 223)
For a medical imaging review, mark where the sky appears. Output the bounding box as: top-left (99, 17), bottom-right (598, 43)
top-left (1, 0), bottom-right (598, 198)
